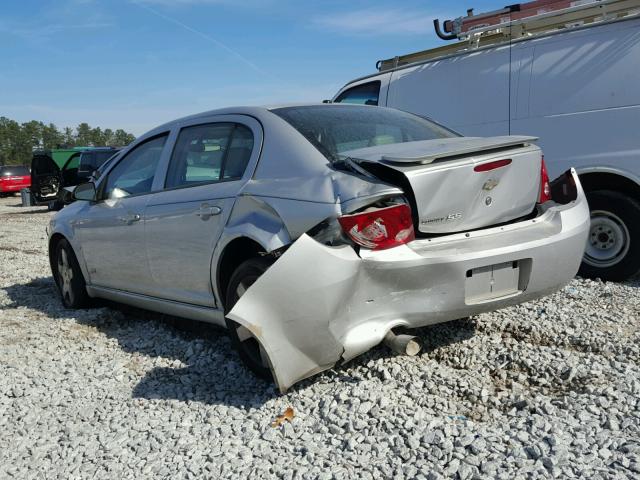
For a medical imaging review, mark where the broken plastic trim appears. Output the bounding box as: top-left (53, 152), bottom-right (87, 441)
top-left (550, 169), bottom-right (578, 205)
top-left (227, 234), bottom-right (357, 392)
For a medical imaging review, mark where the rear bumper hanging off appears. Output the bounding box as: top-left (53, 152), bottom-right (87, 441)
top-left (228, 169), bottom-right (590, 392)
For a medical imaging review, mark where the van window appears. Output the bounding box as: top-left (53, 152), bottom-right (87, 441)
top-left (334, 81), bottom-right (381, 106)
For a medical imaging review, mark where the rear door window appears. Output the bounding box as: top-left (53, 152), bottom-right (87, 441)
top-left (334, 81), bottom-right (381, 106)
top-left (165, 123), bottom-right (253, 189)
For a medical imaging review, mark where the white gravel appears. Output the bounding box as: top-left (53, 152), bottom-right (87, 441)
top-left (0, 194), bottom-right (639, 479)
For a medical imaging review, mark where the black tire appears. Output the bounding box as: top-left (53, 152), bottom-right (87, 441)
top-left (48, 200), bottom-right (64, 211)
top-left (224, 257), bottom-right (274, 381)
top-left (579, 190), bottom-right (640, 282)
top-left (52, 239), bottom-right (91, 308)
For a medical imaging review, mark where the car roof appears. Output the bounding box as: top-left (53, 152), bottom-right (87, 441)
top-left (142, 103), bottom-right (372, 138)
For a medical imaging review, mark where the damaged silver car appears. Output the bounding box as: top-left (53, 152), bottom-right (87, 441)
top-left (47, 104), bottom-right (590, 392)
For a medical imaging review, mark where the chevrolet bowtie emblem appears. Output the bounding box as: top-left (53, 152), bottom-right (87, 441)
top-left (483, 179), bottom-right (499, 191)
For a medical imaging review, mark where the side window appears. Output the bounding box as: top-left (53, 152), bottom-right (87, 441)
top-left (165, 123), bottom-right (253, 189)
top-left (334, 81), bottom-right (381, 106)
top-left (104, 135), bottom-right (167, 199)
top-left (222, 124), bottom-right (254, 180)
top-left (94, 151), bottom-right (116, 168)
top-left (64, 153), bottom-right (81, 171)
top-left (78, 152), bottom-right (94, 176)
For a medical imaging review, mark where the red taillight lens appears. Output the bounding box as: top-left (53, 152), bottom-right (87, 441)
top-left (539, 156), bottom-right (551, 203)
top-left (338, 204), bottom-right (415, 250)
top-left (473, 158), bottom-right (512, 172)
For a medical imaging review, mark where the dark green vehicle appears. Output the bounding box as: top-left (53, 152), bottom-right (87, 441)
top-left (31, 147), bottom-right (121, 209)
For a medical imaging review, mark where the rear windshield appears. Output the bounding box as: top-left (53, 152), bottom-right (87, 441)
top-left (0, 166), bottom-right (30, 176)
top-left (272, 105), bottom-right (458, 162)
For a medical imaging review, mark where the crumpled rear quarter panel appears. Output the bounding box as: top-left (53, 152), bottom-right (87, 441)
top-left (228, 170), bottom-right (589, 393)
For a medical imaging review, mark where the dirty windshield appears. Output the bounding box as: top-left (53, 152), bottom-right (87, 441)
top-left (273, 105), bottom-right (458, 162)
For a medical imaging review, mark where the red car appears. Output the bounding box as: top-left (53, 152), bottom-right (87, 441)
top-left (0, 165), bottom-right (31, 196)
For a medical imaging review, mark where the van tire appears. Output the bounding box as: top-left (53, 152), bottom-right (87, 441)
top-left (224, 257), bottom-right (275, 381)
top-left (579, 190), bottom-right (640, 282)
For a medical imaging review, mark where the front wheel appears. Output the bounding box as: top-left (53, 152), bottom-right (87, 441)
top-left (579, 190), bottom-right (640, 282)
top-left (52, 239), bottom-right (91, 308)
top-left (224, 257), bottom-right (274, 381)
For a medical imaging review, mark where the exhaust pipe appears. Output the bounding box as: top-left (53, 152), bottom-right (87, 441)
top-left (383, 330), bottom-right (422, 356)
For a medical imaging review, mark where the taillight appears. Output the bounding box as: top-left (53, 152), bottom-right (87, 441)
top-left (539, 156), bottom-right (551, 203)
top-left (338, 204), bottom-right (415, 250)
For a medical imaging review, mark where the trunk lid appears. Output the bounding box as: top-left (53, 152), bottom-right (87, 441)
top-left (343, 136), bottom-right (542, 234)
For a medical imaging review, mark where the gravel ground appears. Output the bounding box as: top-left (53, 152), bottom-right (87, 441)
top-left (0, 194), bottom-right (639, 479)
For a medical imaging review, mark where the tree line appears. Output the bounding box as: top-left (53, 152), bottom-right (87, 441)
top-left (0, 117), bottom-right (136, 166)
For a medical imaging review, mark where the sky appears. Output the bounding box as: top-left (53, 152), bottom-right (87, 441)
top-left (1, 0), bottom-right (504, 136)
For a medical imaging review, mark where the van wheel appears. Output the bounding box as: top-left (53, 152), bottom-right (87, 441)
top-left (579, 190), bottom-right (640, 282)
top-left (52, 239), bottom-right (91, 308)
top-left (224, 257), bottom-right (275, 381)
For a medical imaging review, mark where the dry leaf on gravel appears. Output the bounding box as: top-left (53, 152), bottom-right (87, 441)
top-left (271, 407), bottom-right (294, 428)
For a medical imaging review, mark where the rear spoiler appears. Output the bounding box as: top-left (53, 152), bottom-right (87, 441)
top-left (380, 136), bottom-right (538, 165)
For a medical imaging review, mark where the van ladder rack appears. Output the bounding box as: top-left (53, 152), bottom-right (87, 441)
top-left (377, 0), bottom-right (640, 71)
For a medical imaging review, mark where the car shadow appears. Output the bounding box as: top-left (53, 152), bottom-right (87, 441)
top-left (8, 210), bottom-right (52, 215)
top-left (5, 207), bottom-right (51, 214)
top-left (4, 277), bottom-right (481, 404)
top-left (2, 276), bottom-right (277, 408)
top-left (624, 273), bottom-right (640, 288)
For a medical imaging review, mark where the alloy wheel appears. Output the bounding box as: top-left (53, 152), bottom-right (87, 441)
top-left (57, 248), bottom-right (75, 306)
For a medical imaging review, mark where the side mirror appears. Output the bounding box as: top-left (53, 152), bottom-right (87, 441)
top-left (73, 182), bottom-right (97, 202)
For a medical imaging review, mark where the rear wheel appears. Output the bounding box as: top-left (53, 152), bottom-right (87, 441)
top-left (52, 239), bottom-right (91, 308)
top-left (224, 257), bottom-right (274, 381)
top-left (579, 190), bottom-right (640, 281)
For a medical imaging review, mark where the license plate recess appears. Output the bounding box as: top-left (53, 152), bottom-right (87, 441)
top-left (465, 260), bottom-right (529, 304)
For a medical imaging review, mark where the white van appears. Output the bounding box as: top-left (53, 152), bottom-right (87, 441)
top-left (333, 9), bottom-right (640, 281)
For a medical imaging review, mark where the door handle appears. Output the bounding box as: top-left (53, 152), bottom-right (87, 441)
top-left (195, 204), bottom-right (222, 219)
top-left (119, 213), bottom-right (141, 225)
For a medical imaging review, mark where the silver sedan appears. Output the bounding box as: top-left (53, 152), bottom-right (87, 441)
top-left (48, 104), bottom-right (590, 392)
